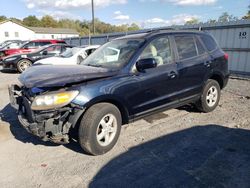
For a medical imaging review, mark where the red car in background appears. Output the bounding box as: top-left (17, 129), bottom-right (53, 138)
top-left (0, 39), bottom-right (66, 60)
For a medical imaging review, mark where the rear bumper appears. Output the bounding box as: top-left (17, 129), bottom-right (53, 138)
top-left (223, 73), bottom-right (230, 89)
top-left (9, 85), bottom-right (85, 144)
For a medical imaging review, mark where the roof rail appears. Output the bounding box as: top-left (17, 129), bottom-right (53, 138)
top-left (146, 27), bottom-right (177, 34)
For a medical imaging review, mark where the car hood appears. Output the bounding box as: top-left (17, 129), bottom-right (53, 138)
top-left (19, 65), bottom-right (118, 88)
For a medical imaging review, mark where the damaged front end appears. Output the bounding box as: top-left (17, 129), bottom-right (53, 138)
top-left (8, 84), bottom-right (85, 144)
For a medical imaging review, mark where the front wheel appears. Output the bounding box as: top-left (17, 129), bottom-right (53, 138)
top-left (196, 79), bottom-right (221, 113)
top-left (17, 59), bottom-right (32, 73)
top-left (78, 103), bottom-right (121, 155)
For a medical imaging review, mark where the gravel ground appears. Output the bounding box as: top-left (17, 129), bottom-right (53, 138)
top-left (0, 70), bottom-right (249, 188)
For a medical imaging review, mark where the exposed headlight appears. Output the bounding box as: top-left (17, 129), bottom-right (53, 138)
top-left (31, 90), bottom-right (79, 110)
top-left (4, 57), bottom-right (18, 62)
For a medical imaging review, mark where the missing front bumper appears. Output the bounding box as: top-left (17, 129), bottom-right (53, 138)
top-left (9, 84), bottom-right (85, 144)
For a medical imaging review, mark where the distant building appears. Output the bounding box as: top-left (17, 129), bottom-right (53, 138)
top-left (0, 20), bottom-right (79, 43)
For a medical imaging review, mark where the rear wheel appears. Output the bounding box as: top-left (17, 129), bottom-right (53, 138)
top-left (17, 59), bottom-right (32, 73)
top-left (196, 79), bottom-right (221, 113)
top-left (78, 103), bottom-right (121, 155)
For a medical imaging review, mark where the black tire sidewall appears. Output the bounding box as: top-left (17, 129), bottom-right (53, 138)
top-left (201, 80), bottom-right (221, 112)
top-left (79, 103), bottom-right (121, 155)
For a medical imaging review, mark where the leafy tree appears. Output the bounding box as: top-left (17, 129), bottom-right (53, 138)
top-left (242, 5), bottom-right (250, 19)
top-left (185, 18), bottom-right (199, 25)
top-left (23, 15), bottom-right (41, 27)
top-left (207, 19), bottom-right (217, 24)
top-left (0, 16), bottom-right (7, 22)
top-left (40, 15), bottom-right (58, 28)
top-left (218, 12), bottom-right (238, 22)
top-left (0, 14), bottom-right (140, 36)
top-left (10, 17), bottom-right (23, 24)
top-left (128, 23), bottom-right (140, 31)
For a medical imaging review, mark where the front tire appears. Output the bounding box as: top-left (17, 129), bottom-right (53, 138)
top-left (196, 79), bottom-right (221, 113)
top-left (78, 103), bottom-right (122, 155)
top-left (17, 59), bottom-right (32, 73)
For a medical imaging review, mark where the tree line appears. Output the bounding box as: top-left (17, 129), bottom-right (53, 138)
top-left (186, 5), bottom-right (250, 25)
top-left (0, 15), bottom-right (140, 36)
top-left (0, 5), bottom-right (249, 36)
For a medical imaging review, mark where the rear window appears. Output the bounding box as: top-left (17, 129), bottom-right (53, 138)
top-left (175, 36), bottom-right (197, 60)
top-left (200, 35), bottom-right (217, 52)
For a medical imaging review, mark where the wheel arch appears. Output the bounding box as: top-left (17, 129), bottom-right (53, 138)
top-left (82, 96), bottom-right (130, 125)
top-left (17, 58), bottom-right (33, 63)
top-left (208, 72), bottom-right (224, 89)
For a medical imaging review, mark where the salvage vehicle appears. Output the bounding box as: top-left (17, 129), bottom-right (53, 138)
top-left (2, 44), bottom-right (73, 72)
top-left (34, 45), bottom-right (100, 65)
top-left (0, 40), bottom-right (24, 50)
top-left (0, 39), bottom-right (66, 60)
top-left (9, 30), bottom-right (229, 155)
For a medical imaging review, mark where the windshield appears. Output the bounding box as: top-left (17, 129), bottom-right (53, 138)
top-left (0, 41), bottom-right (11, 48)
top-left (81, 39), bottom-right (144, 69)
top-left (4, 42), bottom-right (23, 49)
top-left (60, 47), bottom-right (82, 58)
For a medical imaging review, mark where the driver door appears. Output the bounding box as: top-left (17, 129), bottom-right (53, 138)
top-left (130, 35), bottom-right (179, 116)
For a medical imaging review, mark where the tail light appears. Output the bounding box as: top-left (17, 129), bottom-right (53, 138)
top-left (224, 53), bottom-right (229, 61)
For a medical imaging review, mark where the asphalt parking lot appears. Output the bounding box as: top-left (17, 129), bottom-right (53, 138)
top-left (0, 69), bottom-right (250, 188)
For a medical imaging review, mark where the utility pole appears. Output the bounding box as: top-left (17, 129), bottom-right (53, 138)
top-left (91, 0), bottom-right (95, 34)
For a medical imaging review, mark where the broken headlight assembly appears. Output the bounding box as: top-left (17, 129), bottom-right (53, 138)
top-left (31, 90), bottom-right (79, 111)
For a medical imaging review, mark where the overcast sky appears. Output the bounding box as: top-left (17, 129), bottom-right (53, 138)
top-left (1, 0), bottom-right (249, 28)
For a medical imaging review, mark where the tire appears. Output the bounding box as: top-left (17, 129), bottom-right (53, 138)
top-left (17, 59), bottom-right (32, 73)
top-left (196, 79), bottom-right (221, 113)
top-left (78, 103), bottom-right (122, 155)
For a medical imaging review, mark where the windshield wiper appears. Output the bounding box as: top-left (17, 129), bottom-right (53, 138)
top-left (85, 64), bottom-right (103, 68)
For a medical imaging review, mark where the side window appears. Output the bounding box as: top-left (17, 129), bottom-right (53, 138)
top-left (23, 42), bottom-right (35, 49)
top-left (45, 46), bottom-right (61, 55)
top-left (200, 35), bottom-right (217, 52)
top-left (86, 48), bottom-right (96, 56)
top-left (36, 42), bottom-right (51, 47)
top-left (140, 36), bottom-right (173, 66)
top-left (195, 37), bottom-right (206, 55)
top-left (175, 36), bottom-right (197, 60)
top-left (8, 42), bottom-right (20, 49)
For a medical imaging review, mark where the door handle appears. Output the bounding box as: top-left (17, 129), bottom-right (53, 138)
top-left (204, 61), bottom-right (212, 67)
top-left (169, 71), bottom-right (177, 79)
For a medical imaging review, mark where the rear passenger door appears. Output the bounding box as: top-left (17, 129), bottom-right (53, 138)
top-left (174, 34), bottom-right (210, 99)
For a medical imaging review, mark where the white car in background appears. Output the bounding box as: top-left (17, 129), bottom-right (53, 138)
top-left (34, 45), bottom-right (100, 65)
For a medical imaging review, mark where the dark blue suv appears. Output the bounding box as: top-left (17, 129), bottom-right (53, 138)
top-left (9, 30), bottom-right (229, 155)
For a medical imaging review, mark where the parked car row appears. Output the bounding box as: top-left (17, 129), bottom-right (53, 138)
top-left (0, 39), bottom-right (66, 60)
top-left (0, 40), bottom-right (25, 51)
top-left (9, 30), bottom-right (229, 155)
top-left (0, 39), bottom-right (100, 72)
top-left (34, 45), bottom-right (100, 66)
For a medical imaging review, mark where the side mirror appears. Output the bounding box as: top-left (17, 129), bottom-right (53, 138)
top-left (42, 51), bottom-right (48, 55)
top-left (136, 58), bottom-right (157, 72)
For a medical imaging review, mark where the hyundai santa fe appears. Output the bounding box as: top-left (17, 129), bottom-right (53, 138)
top-left (9, 30), bottom-right (229, 155)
